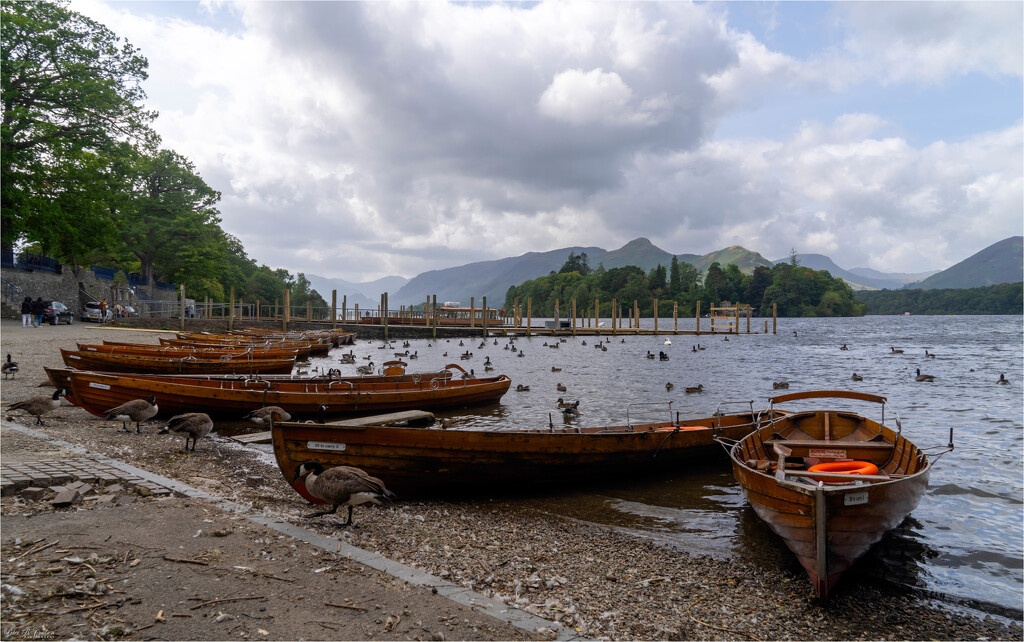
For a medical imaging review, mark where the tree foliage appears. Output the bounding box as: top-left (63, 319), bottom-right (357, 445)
top-left (1, 1), bottom-right (324, 307)
top-left (505, 259), bottom-right (865, 318)
top-left (855, 283), bottom-right (1023, 315)
top-left (1, 0), bottom-right (156, 253)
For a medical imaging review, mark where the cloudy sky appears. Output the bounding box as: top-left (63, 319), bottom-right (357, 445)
top-left (71, 1), bottom-right (1022, 283)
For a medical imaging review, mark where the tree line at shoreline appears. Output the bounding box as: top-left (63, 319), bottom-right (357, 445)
top-left (503, 251), bottom-right (865, 318)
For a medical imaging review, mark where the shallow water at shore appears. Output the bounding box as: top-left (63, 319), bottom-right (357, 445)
top-left (313, 315), bottom-right (1024, 618)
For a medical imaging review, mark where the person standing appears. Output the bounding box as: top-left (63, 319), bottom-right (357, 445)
top-left (99, 299), bottom-right (107, 324)
top-left (20, 296), bottom-right (32, 327)
top-left (31, 297), bottom-right (45, 327)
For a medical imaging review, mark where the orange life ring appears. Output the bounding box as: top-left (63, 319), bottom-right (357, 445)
top-left (807, 460), bottom-right (878, 475)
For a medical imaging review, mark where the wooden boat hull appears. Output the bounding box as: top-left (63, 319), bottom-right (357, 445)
top-left (161, 335), bottom-right (327, 356)
top-left (233, 328), bottom-right (356, 346)
top-left (61, 349), bottom-right (295, 375)
top-left (55, 369), bottom-right (511, 419)
top-left (725, 390), bottom-right (932, 601)
top-left (91, 342), bottom-right (302, 360)
top-left (272, 411), bottom-right (765, 501)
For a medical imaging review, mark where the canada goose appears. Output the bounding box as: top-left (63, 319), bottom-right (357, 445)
top-left (393, 351), bottom-right (409, 358)
top-left (666, 382), bottom-right (674, 391)
top-left (9, 388), bottom-right (64, 425)
top-left (840, 344), bottom-right (848, 351)
top-left (556, 383), bottom-right (567, 392)
top-left (659, 351), bottom-right (669, 361)
top-left (692, 346), bottom-right (698, 353)
top-left (493, 339), bottom-right (498, 345)
top-left (516, 384), bottom-right (530, 392)
top-left (773, 381), bottom-right (790, 389)
top-left (292, 462), bottom-right (395, 528)
top-left (645, 351), bottom-right (655, 359)
top-left (997, 374), bottom-right (1009, 385)
top-left (356, 362), bottom-right (374, 375)
top-left (601, 345), bottom-right (607, 352)
top-left (159, 412), bottom-right (213, 452)
top-left (104, 395), bottom-right (158, 433)
top-left (723, 337), bottom-right (729, 341)
top-left (483, 356), bottom-right (492, 365)
top-left (402, 341), bottom-right (410, 348)
top-left (2, 354), bottom-right (18, 379)
top-left (915, 368), bottom-right (935, 382)
top-left (408, 351), bottom-right (418, 359)
top-left (459, 340), bottom-right (464, 346)
top-left (517, 350), bottom-right (524, 357)
top-left (484, 365), bottom-right (494, 372)
top-left (684, 384), bottom-right (704, 394)
top-left (851, 373), bottom-right (863, 381)
top-left (460, 351), bottom-right (473, 360)
top-left (891, 347), bottom-right (904, 354)
top-left (244, 406), bottom-right (292, 426)
top-left (478, 341), bottom-right (486, 349)
top-left (924, 350), bottom-right (936, 358)
top-left (581, 340), bottom-right (587, 346)
top-left (555, 397), bottom-right (576, 409)
top-left (551, 366), bottom-right (562, 372)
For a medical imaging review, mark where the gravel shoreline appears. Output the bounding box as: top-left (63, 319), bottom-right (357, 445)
top-left (1, 320), bottom-right (1021, 640)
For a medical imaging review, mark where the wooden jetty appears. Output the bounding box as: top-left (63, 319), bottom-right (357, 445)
top-left (231, 409), bottom-right (436, 444)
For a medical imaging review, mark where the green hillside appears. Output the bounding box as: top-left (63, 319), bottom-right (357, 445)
top-left (915, 236), bottom-right (1022, 289)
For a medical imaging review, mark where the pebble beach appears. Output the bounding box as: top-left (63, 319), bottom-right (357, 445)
top-left (1, 319), bottom-right (1021, 641)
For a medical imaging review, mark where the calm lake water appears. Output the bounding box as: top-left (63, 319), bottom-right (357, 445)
top-left (305, 315), bottom-right (1023, 619)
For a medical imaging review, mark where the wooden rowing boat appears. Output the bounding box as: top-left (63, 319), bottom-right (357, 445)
top-left (722, 390), bottom-right (949, 602)
top-left (91, 342), bottom-right (303, 360)
top-left (270, 402), bottom-right (768, 500)
top-left (53, 363), bottom-right (510, 419)
top-left (163, 335), bottom-right (329, 356)
top-left (233, 328), bottom-right (356, 346)
top-left (60, 348), bottom-right (296, 375)
top-left (45, 360), bottom-right (446, 391)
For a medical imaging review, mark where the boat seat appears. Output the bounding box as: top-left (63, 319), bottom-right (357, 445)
top-left (765, 439), bottom-right (893, 450)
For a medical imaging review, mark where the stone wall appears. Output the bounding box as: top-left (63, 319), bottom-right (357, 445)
top-left (0, 267), bottom-right (178, 320)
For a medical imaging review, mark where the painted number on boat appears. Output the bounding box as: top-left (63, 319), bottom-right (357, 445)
top-left (844, 491), bottom-right (869, 506)
top-left (88, 382), bottom-right (111, 390)
top-left (809, 448), bottom-right (847, 459)
top-left (308, 441), bottom-right (346, 452)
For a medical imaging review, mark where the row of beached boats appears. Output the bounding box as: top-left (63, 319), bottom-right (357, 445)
top-left (49, 328), bottom-right (951, 602)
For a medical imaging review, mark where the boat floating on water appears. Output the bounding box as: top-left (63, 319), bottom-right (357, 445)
top-left (720, 389), bottom-right (952, 602)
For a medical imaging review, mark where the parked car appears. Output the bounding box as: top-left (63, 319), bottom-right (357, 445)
top-left (82, 301), bottom-right (102, 322)
top-left (41, 300), bottom-right (73, 325)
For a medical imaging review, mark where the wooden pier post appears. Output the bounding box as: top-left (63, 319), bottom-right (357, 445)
top-left (229, 286), bottom-right (235, 331)
top-left (674, 302), bottom-right (678, 332)
top-left (526, 298), bottom-right (532, 338)
top-left (256, 300), bottom-right (260, 321)
top-left (654, 299), bottom-right (658, 334)
top-left (611, 298), bottom-right (617, 335)
top-left (179, 285), bottom-right (186, 331)
top-left (571, 299), bottom-right (576, 336)
top-left (432, 295), bottom-right (437, 339)
top-left (482, 296), bottom-right (488, 337)
top-left (695, 300), bottom-right (701, 335)
top-left (554, 299), bottom-right (559, 336)
top-left (382, 293), bottom-right (388, 340)
top-left (773, 302), bottom-right (777, 334)
top-left (746, 304), bottom-right (750, 334)
top-left (283, 289), bottom-right (290, 331)
top-left (595, 298), bottom-right (599, 333)
top-left (634, 300), bottom-right (638, 331)
top-left (332, 290), bottom-right (337, 328)
top-left (470, 297), bottom-right (475, 329)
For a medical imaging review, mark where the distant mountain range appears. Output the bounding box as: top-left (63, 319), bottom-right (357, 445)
top-left (307, 236), bottom-right (1022, 306)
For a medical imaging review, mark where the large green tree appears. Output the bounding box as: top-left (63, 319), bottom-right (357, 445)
top-left (118, 148), bottom-right (224, 291)
top-left (1, 0), bottom-right (156, 258)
